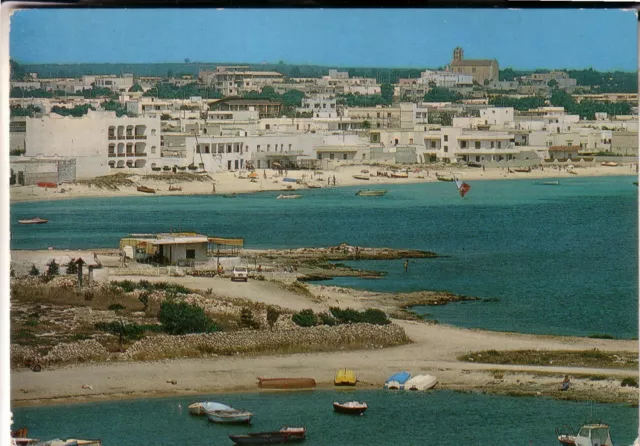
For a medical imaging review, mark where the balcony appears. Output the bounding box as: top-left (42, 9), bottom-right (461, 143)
top-left (126, 135), bottom-right (134, 140)
top-left (117, 153), bottom-right (125, 157)
top-left (108, 153), bottom-right (116, 157)
top-left (126, 152), bottom-right (134, 157)
top-left (108, 135), bottom-right (116, 140)
top-left (134, 152), bottom-right (147, 157)
top-left (135, 135), bottom-right (147, 140)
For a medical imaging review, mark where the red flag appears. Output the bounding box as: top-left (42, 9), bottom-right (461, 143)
top-left (458, 182), bottom-right (471, 198)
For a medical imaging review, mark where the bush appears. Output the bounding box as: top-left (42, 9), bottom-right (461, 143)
top-left (138, 291), bottom-right (150, 311)
top-left (95, 320), bottom-right (144, 349)
top-left (328, 307), bottom-right (390, 325)
top-left (66, 259), bottom-right (78, 275)
top-left (318, 312), bottom-right (337, 326)
top-left (621, 377), bottom-right (638, 388)
top-left (240, 308), bottom-right (260, 329)
top-left (292, 309), bottom-right (317, 327)
top-left (46, 260), bottom-right (60, 277)
top-left (108, 303), bottom-right (125, 311)
top-left (158, 300), bottom-right (217, 335)
top-left (361, 308), bottom-right (390, 325)
top-left (29, 264), bottom-right (39, 276)
top-left (266, 306), bottom-right (280, 330)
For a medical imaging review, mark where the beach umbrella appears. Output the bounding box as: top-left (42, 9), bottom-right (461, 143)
top-left (272, 162), bottom-right (282, 168)
top-left (248, 172), bottom-right (258, 178)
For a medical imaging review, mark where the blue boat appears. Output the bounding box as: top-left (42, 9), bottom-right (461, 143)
top-left (384, 371), bottom-right (411, 390)
top-left (282, 178), bottom-right (297, 183)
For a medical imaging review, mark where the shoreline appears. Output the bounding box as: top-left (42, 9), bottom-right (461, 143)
top-left (9, 164), bottom-right (637, 204)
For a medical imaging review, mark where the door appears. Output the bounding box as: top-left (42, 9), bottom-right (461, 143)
top-left (186, 249), bottom-right (195, 260)
top-left (227, 160), bottom-right (232, 170)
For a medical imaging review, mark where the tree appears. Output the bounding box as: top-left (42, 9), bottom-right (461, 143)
top-left (362, 120), bottom-right (371, 129)
top-left (158, 300), bottom-right (217, 335)
top-left (548, 79), bottom-right (559, 89)
top-left (29, 264), bottom-right (39, 276)
top-left (240, 308), bottom-right (259, 329)
top-left (66, 259), bottom-right (78, 275)
top-left (380, 83), bottom-right (394, 105)
top-left (266, 306), bottom-right (280, 330)
top-left (10, 59), bottom-right (25, 80)
top-left (129, 83), bottom-right (143, 92)
top-left (167, 69), bottom-right (174, 78)
top-left (423, 87), bottom-right (462, 103)
top-left (290, 66), bottom-right (301, 78)
top-left (95, 320), bottom-right (144, 350)
top-left (46, 259), bottom-right (59, 277)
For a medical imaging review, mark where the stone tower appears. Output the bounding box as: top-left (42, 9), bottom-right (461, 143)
top-left (453, 47), bottom-right (464, 61)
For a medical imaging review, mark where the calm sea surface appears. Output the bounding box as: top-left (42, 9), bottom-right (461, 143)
top-left (11, 390), bottom-right (640, 445)
top-left (11, 176), bottom-right (638, 338)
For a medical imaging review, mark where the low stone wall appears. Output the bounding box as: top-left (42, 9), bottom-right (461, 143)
top-left (122, 323), bottom-right (409, 361)
top-left (11, 339), bottom-right (109, 368)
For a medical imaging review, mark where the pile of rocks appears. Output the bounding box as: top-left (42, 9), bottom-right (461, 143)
top-left (10, 339), bottom-right (109, 368)
top-left (122, 323), bottom-right (409, 361)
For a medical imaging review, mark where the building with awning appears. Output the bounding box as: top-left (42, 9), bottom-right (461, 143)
top-left (120, 232), bottom-right (221, 265)
top-left (207, 237), bottom-right (244, 257)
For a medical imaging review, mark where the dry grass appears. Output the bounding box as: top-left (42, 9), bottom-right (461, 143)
top-left (459, 349), bottom-right (638, 370)
top-left (75, 173), bottom-right (135, 191)
top-left (141, 173), bottom-right (211, 182)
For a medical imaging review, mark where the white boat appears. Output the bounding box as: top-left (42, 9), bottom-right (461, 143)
top-left (18, 217), bottom-right (48, 225)
top-left (356, 190), bottom-right (387, 197)
top-left (277, 194), bottom-right (302, 200)
top-left (188, 401), bottom-right (232, 415)
top-left (37, 440), bottom-right (102, 446)
top-left (601, 161), bottom-right (619, 167)
top-left (557, 423), bottom-right (613, 446)
top-left (205, 409), bottom-right (254, 424)
top-left (405, 374), bottom-right (438, 391)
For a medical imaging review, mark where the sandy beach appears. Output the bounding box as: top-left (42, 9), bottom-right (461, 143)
top-left (9, 163), bottom-right (637, 204)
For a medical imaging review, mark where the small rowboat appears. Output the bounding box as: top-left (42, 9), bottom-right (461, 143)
top-left (277, 194), bottom-right (302, 200)
top-left (333, 401), bottom-right (368, 415)
top-left (405, 374), bottom-right (438, 391)
top-left (601, 161), bottom-right (619, 167)
top-left (334, 368), bottom-right (357, 386)
top-left (205, 409), bottom-right (253, 424)
top-left (436, 175), bottom-right (455, 182)
top-left (137, 185), bottom-right (156, 194)
top-left (18, 217), bottom-right (48, 225)
top-left (390, 173), bottom-right (408, 179)
top-left (514, 167), bottom-right (531, 173)
top-left (352, 175), bottom-right (370, 180)
top-left (536, 180), bottom-right (560, 186)
top-left (229, 427), bottom-right (306, 445)
top-left (356, 190), bottom-right (387, 197)
top-left (384, 371), bottom-right (411, 390)
top-left (188, 401), bottom-right (232, 416)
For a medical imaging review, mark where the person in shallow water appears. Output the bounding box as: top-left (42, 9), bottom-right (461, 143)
top-left (560, 375), bottom-right (571, 391)
top-left (404, 259), bottom-right (409, 272)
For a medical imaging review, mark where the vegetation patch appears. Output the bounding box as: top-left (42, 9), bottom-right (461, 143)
top-left (75, 174), bottom-right (136, 191)
top-left (458, 349), bottom-right (638, 370)
top-left (291, 307), bottom-right (390, 327)
top-left (141, 173), bottom-right (212, 182)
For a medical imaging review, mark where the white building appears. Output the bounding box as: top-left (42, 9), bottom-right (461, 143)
top-left (198, 66), bottom-right (285, 96)
top-left (94, 74), bottom-right (135, 92)
top-left (296, 96), bottom-right (338, 118)
top-left (420, 70), bottom-right (474, 88)
top-left (25, 110), bottom-right (161, 178)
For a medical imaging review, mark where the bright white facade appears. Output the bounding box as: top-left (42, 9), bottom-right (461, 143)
top-left (420, 70), bottom-right (474, 87)
top-left (297, 96), bottom-right (338, 118)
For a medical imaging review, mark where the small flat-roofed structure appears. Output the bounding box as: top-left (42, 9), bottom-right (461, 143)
top-left (120, 232), bottom-right (211, 265)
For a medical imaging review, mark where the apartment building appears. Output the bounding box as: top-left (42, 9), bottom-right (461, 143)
top-left (210, 98), bottom-right (282, 119)
top-left (520, 71), bottom-right (577, 89)
top-left (24, 110), bottom-right (161, 178)
top-left (419, 70), bottom-right (474, 88)
top-left (94, 74), bottom-right (135, 92)
top-left (198, 66), bottom-right (285, 96)
top-left (296, 96), bottom-right (338, 118)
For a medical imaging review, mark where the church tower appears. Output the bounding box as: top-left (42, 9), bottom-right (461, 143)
top-left (453, 47), bottom-right (464, 61)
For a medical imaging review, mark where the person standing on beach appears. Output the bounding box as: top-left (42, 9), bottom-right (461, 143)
top-left (333, 175), bottom-right (336, 186)
top-left (404, 259), bottom-right (409, 272)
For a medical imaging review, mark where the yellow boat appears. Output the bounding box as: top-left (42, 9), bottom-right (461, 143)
top-left (334, 368), bottom-right (357, 386)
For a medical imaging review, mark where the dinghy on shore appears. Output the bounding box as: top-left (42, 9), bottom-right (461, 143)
top-left (384, 371), bottom-right (411, 390)
top-left (405, 374), bottom-right (438, 391)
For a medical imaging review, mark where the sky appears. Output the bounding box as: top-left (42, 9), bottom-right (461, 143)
top-left (8, 8), bottom-right (639, 71)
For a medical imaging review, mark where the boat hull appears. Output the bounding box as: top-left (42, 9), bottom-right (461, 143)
top-left (205, 410), bottom-right (253, 424)
top-left (405, 375), bottom-right (438, 391)
top-left (333, 403), bottom-right (367, 415)
top-left (18, 218), bottom-right (48, 224)
top-left (356, 190), bottom-right (386, 197)
top-left (229, 434), bottom-right (304, 445)
top-left (188, 402), bottom-right (232, 415)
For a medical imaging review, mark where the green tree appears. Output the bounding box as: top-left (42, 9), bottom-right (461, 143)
top-left (129, 83), bottom-right (143, 92)
top-left (423, 87), bottom-right (462, 103)
top-left (290, 66), bottom-right (302, 78)
top-left (548, 79), bottom-right (559, 89)
top-left (46, 259), bottom-right (59, 277)
top-left (10, 59), bottom-right (25, 80)
top-left (361, 120), bottom-right (371, 129)
top-left (158, 300), bottom-right (217, 335)
top-left (29, 264), bottom-right (39, 276)
top-left (266, 306), bottom-right (280, 330)
top-left (240, 308), bottom-right (260, 329)
top-left (292, 309), bottom-right (317, 327)
top-left (380, 83), bottom-right (394, 105)
top-left (66, 259), bottom-right (78, 275)
top-left (167, 69), bottom-right (174, 78)
top-left (95, 320), bottom-right (144, 350)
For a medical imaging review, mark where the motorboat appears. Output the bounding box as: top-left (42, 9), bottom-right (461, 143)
top-left (556, 423), bottom-right (613, 446)
top-left (436, 174), bottom-right (455, 182)
top-left (536, 180), bottom-right (560, 186)
top-left (514, 167), bottom-right (531, 173)
top-left (136, 185), bottom-right (156, 194)
top-left (205, 409), bottom-right (253, 424)
top-left (257, 377), bottom-right (316, 389)
top-left (333, 401), bottom-right (368, 415)
top-left (188, 401), bottom-right (232, 415)
top-left (229, 427), bottom-right (306, 445)
top-left (356, 190), bottom-right (387, 197)
top-left (601, 161), bottom-right (619, 167)
top-left (390, 172), bottom-right (408, 178)
top-left (405, 374), bottom-right (438, 391)
top-left (18, 217), bottom-right (48, 224)
top-left (352, 175), bottom-right (370, 180)
top-left (384, 371), bottom-right (411, 390)
top-left (36, 440), bottom-right (102, 446)
top-left (334, 368), bottom-right (357, 386)
top-left (277, 194), bottom-right (302, 200)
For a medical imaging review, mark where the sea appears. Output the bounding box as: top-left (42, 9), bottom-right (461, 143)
top-left (10, 390), bottom-right (640, 445)
top-left (10, 175), bottom-right (639, 339)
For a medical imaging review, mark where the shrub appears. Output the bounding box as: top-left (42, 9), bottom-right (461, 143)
top-left (108, 303), bottom-right (125, 311)
top-left (240, 308), bottom-right (260, 329)
top-left (95, 320), bottom-right (145, 349)
top-left (361, 308), bottom-right (390, 325)
top-left (266, 306), bottom-right (280, 330)
top-left (292, 309), bottom-right (317, 327)
top-left (29, 264), bottom-right (39, 276)
top-left (621, 377), bottom-right (638, 388)
top-left (45, 260), bottom-right (60, 277)
top-left (158, 300), bottom-right (217, 335)
top-left (138, 291), bottom-right (150, 311)
top-left (330, 307), bottom-right (362, 324)
top-left (66, 259), bottom-right (78, 275)
top-left (318, 312), bottom-right (337, 326)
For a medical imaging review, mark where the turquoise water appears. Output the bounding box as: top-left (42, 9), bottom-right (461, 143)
top-left (10, 176), bottom-right (638, 338)
top-left (11, 390), bottom-right (639, 445)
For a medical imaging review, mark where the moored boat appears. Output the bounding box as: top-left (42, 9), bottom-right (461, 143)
top-left (390, 172), bottom-right (408, 178)
top-left (333, 401), bottom-right (368, 415)
top-left (536, 180), bottom-right (560, 186)
top-left (384, 371), bottom-right (411, 390)
top-left (352, 175), bottom-right (370, 180)
top-left (229, 427), bottom-right (306, 445)
top-left (205, 409), bottom-right (253, 424)
top-left (18, 217), bottom-right (48, 225)
top-left (188, 401), bottom-right (232, 415)
top-left (334, 368), bottom-right (357, 386)
top-left (405, 374), bottom-right (438, 391)
top-left (436, 174), bottom-right (455, 182)
top-left (556, 423), bottom-right (613, 446)
top-left (601, 161), bottom-right (619, 167)
top-left (514, 167), bottom-right (531, 173)
top-left (277, 194), bottom-right (302, 200)
top-left (257, 377), bottom-right (316, 389)
top-left (137, 185), bottom-right (156, 194)
top-left (356, 190), bottom-right (387, 197)
top-left (37, 439), bottom-right (102, 446)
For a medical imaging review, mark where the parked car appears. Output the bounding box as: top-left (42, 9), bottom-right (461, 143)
top-left (231, 266), bottom-right (249, 282)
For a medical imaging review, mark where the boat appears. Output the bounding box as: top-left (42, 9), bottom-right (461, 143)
top-left (405, 374), bottom-right (438, 391)
top-left (188, 401), bottom-right (232, 415)
top-left (18, 217), bottom-right (48, 225)
top-left (283, 177), bottom-right (298, 183)
top-left (467, 162), bottom-right (482, 168)
top-left (333, 401), bottom-right (368, 415)
top-left (168, 184), bottom-right (182, 191)
top-left (257, 377), bottom-right (316, 389)
top-left (277, 194), bottom-right (302, 200)
top-left (334, 368), bottom-right (357, 386)
top-left (556, 423), bottom-right (613, 446)
top-left (514, 167), bottom-right (531, 173)
top-left (352, 175), bottom-right (370, 180)
top-left (137, 185), bottom-right (156, 194)
top-left (11, 427), bottom-right (38, 445)
top-left (601, 161), bottom-right (619, 167)
top-left (36, 440), bottom-right (102, 446)
top-left (356, 190), bottom-right (387, 197)
top-left (436, 174), bottom-right (455, 182)
top-left (205, 409), bottom-right (253, 424)
top-left (384, 371), bottom-right (411, 390)
top-left (390, 172), bottom-right (408, 178)
top-left (454, 176), bottom-right (472, 199)
top-left (306, 185), bottom-right (321, 189)
top-left (536, 180), bottom-right (560, 186)
top-left (229, 427), bottom-right (306, 445)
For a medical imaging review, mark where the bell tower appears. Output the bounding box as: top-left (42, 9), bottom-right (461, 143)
top-left (453, 47), bottom-right (464, 61)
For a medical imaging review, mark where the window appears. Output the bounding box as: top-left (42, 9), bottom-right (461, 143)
top-left (567, 141), bottom-right (573, 146)
top-left (409, 138), bottom-right (414, 144)
top-left (444, 145), bottom-right (448, 153)
top-left (475, 141), bottom-right (481, 149)
top-left (431, 141), bottom-right (436, 149)
top-left (387, 113), bottom-right (391, 118)
top-left (343, 154), bottom-right (347, 160)
top-left (203, 129), bottom-right (207, 135)
top-left (257, 145), bottom-right (261, 151)
top-left (186, 249), bottom-right (195, 260)
top-left (491, 141), bottom-right (495, 149)
top-left (461, 141), bottom-right (467, 149)
top-left (444, 135), bottom-right (448, 142)
top-left (288, 144), bottom-right (292, 151)
top-left (498, 142), bottom-right (502, 149)
top-left (377, 112), bottom-right (380, 118)
top-left (330, 153), bottom-right (335, 160)
top-left (151, 146), bottom-right (156, 154)
top-left (267, 144), bottom-right (270, 151)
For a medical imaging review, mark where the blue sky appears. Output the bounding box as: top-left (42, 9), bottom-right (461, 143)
top-left (8, 8), bottom-right (638, 71)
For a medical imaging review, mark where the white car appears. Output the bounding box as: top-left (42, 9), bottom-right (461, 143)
top-left (231, 266), bottom-right (248, 282)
